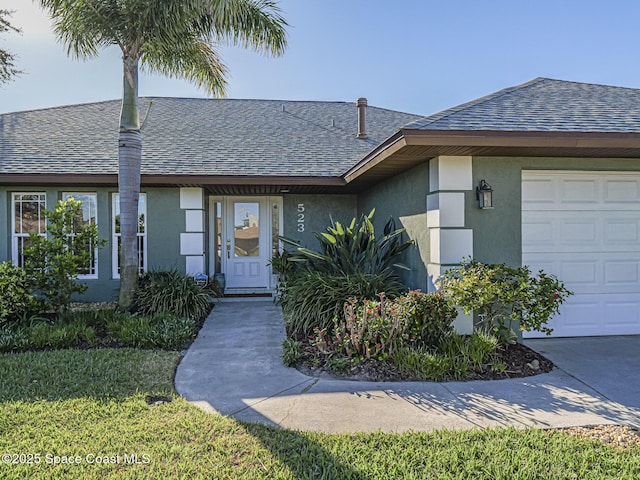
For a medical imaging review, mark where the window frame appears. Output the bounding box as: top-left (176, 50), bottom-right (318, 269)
top-left (112, 193), bottom-right (147, 279)
top-left (11, 192), bottom-right (47, 268)
top-left (62, 192), bottom-right (99, 279)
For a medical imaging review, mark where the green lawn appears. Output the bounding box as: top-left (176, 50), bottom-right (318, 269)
top-left (0, 349), bottom-right (638, 479)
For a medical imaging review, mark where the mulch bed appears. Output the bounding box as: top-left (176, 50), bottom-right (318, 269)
top-left (296, 340), bottom-right (554, 382)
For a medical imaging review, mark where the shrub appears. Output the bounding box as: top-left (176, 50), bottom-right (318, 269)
top-left (281, 338), bottom-right (302, 367)
top-left (397, 290), bottom-right (458, 348)
top-left (23, 198), bottom-right (105, 312)
top-left (282, 272), bottom-right (405, 339)
top-left (26, 318), bottom-right (98, 349)
top-left (109, 312), bottom-right (196, 349)
top-left (321, 295), bottom-right (408, 361)
top-left (0, 262), bottom-right (41, 324)
top-left (308, 291), bottom-right (459, 362)
top-left (134, 270), bottom-right (220, 321)
top-left (0, 305), bottom-right (197, 352)
top-left (280, 209), bottom-right (414, 277)
top-left (438, 259), bottom-right (572, 341)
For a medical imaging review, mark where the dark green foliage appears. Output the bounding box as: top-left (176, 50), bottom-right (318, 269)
top-left (134, 269), bottom-right (221, 321)
top-left (393, 332), bottom-right (500, 381)
top-left (110, 312), bottom-right (196, 350)
top-left (398, 290), bottom-right (458, 348)
top-left (23, 198), bottom-right (105, 312)
top-left (27, 319), bottom-right (97, 350)
top-left (280, 209), bottom-right (414, 276)
top-left (281, 338), bottom-right (301, 367)
top-left (438, 259), bottom-right (572, 341)
top-left (282, 271), bottom-right (405, 339)
top-left (0, 325), bottom-right (29, 352)
top-left (0, 306), bottom-right (198, 352)
top-left (0, 262), bottom-right (41, 324)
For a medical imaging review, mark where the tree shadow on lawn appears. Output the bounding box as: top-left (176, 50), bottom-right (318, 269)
top-left (240, 417), bottom-right (366, 480)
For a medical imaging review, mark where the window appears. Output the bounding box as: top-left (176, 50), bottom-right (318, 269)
top-left (63, 193), bottom-right (98, 278)
top-left (12, 193), bottom-right (46, 267)
top-left (112, 193), bottom-right (147, 278)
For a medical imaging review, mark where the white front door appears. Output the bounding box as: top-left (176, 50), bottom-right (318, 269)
top-left (223, 197), bottom-right (271, 290)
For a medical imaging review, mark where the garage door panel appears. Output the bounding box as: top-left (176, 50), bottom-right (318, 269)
top-left (525, 301), bottom-right (602, 338)
top-left (605, 219), bottom-right (640, 243)
top-left (606, 301), bottom-right (640, 327)
top-left (604, 178), bottom-right (640, 202)
top-left (560, 260), bottom-right (598, 286)
top-left (522, 171), bottom-right (640, 338)
top-left (560, 178), bottom-right (598, 204)
top-left (524, 253), bottom-right (640, 294)
top-left (524, 214), bottom-right (640, 253)
top-left (522, 178), bottom-right (555, 205)
top-left (604, 261), bottom-right (639, 285)
top-left (522, 221), bottom-right (553, 245)
top-left (561, 219), bottom-right (597, 243)
top-left (525, 294), bottom-right (640, 338)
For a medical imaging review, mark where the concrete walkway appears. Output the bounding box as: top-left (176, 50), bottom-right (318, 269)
top-left (175, 300), bottom-right (640, 433)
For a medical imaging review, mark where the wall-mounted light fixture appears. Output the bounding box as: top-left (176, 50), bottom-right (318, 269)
top-left (476, 179), bottom-right (494, 209)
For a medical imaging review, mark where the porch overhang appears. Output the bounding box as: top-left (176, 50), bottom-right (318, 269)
top-left (0, 173), bottom-right (348, 194)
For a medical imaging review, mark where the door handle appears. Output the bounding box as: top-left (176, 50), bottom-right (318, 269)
top-left (226, 239), bottom-right (231, 259)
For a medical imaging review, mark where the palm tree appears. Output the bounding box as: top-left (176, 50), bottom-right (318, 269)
top-left (37, 0), bottom-right (287, 309)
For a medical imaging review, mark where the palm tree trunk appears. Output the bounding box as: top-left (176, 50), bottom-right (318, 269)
top-left (117, 54), bottom-right (141, 309)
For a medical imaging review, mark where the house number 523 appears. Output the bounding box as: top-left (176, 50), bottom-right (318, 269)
top-left (297, 203), bottom-right (305, 232)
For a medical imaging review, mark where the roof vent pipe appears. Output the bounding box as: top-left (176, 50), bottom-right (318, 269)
top-left (356, 97), bottom-right (367, 138)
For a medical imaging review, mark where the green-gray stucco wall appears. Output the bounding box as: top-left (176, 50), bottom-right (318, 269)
top-left (282, 195), bottom-right (357, 249)
top-left (1, 186), bottom-right (185, 302)
top-left (468, 157), bottom-right (640, 267)
top-left (357, 161), bottom-right (430, 291)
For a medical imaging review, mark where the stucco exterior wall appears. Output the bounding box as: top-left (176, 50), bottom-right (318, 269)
top-left (282, 194), bottom-right (357, 249)
top-left (357, 161), bottom-right (430, 291)
top-left (468, 156), bottom-right (640, 267)
top-left (146, 188), bottom-right (183, 272)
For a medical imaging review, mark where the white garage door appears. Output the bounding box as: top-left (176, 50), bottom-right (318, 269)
top-left (522, 171), bottom-right (640, 338)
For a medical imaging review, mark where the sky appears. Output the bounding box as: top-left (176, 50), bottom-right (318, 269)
top-left (2, 1), bottom-right (640, 117)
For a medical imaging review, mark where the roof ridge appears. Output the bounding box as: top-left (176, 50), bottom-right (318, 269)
top-left (404, 77), bottom-right (548, 129)
top-left (533, 77), bottom-right (640, 92)
top-left (0, 98), bottom-right (120, 115)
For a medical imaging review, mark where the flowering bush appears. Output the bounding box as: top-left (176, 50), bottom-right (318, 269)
top-left (311, 291), bottom-right (458, 361)
top-left (312, 295), bottom-right (406, 361)
top-left (437, 259), bottom-right (572, 341)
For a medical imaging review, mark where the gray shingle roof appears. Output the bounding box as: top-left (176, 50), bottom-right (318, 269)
top-left (405, 78), bottom-right (640, 133)
top-left (0, 98), bottom-right (421, 177)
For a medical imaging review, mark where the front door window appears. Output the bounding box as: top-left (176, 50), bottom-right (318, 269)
top-left (233, 202), bottom-right (260, 257)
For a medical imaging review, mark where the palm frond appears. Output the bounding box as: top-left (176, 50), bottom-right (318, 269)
top-left (142, 37), bottom-right (228, 95)
top-left (195, 0), bottom-right (288, 55)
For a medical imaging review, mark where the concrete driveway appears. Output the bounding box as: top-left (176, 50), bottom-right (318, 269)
top-left (525, 336), bottom-right (640, 409)
top-left (176, 300), bottom-right (640, 433)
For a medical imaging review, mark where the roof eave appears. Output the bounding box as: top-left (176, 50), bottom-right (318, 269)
top-left (0, 173), bottom-right (347, 194)
top-left (343, 129), bottom-right (640, 190)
